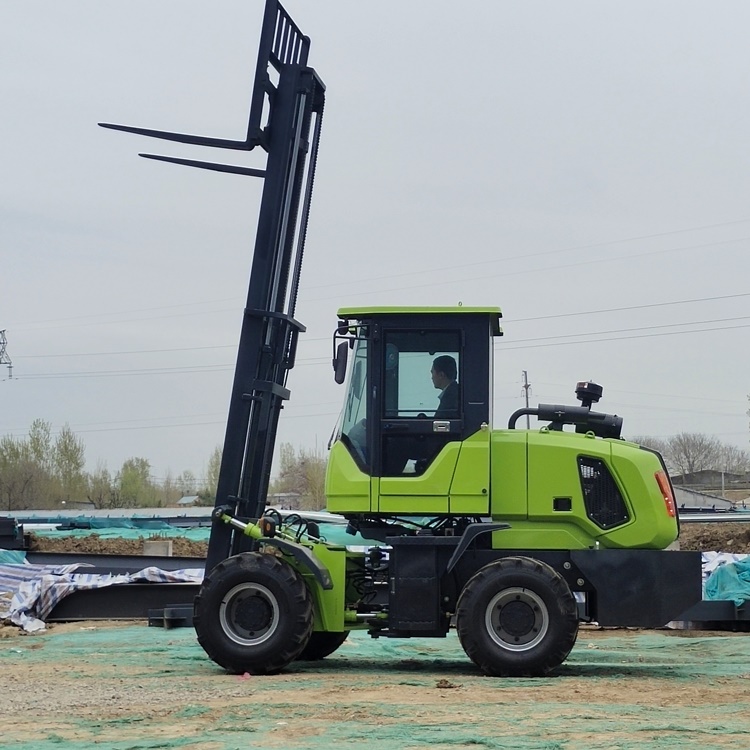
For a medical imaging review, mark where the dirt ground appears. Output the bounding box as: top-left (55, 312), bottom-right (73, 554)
top-left (677, 521), bottom-right (750, 554)
top-left (27, 531), bottom-right (208, 557)
top-left (26, 521), bottom-right (750, 556)
top-left (1, 622), bottom-right (749, 750)
top-left (4, 523), bottom-right (748, 749)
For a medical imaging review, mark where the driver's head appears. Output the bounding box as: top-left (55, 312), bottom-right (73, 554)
top-left (431, 355), bottom-right (457, 389)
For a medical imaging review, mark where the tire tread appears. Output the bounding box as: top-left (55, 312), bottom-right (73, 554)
top-left (194, 552), bottom-right (313, 674)
top-left (457, 556), bottom-right (578, 677)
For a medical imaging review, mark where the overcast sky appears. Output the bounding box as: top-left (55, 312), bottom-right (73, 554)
top-left (3, 1), bottom-right (750, 483)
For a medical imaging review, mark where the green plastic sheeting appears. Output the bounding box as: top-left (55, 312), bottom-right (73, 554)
top-left (31, 526), bottom-right (212, 542)
top-left (0, 549), bottom-right (26, 563)
top-left (31, 521), bottom-right (356, 546)
top-left (1, 626), bottom-right (750, 750)
top-left (86, 518), bottom-right (173, 530)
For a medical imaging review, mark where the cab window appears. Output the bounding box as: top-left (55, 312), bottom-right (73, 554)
top-left (340, 339), bottom-right (369, 468)
top-left (383, 331), bottom-right (461, 419)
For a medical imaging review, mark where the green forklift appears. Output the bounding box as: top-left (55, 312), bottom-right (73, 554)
top-left (193, 305), bottom-right (699, 676)
top-left (103, 0), bottom-right (701, 676)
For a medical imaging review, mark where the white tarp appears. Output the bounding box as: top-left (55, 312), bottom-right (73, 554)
top-left (0, 561), bottom-right (202, 632)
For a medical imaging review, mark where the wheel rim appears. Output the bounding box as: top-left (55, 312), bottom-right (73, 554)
top-left (485, 586), bottom-right (549, 652)
top-left (219, 582), bottom-right (280, 646)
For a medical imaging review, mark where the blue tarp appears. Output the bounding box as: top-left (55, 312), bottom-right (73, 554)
top-left (0, 550), bottom-right (26, 564)
top-left (705, 556), bottom-right (750, 606)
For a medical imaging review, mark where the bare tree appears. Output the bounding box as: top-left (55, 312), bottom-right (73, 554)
top-left (664, 432), bottom-right (722, 477)
top-left (159, 470), bottom-right (183, 507)
top-left (0, 431), bottom-right (55, 510)
top-left (271, 442), bottom-right (327, 511)
top-left (27, 419), bottom-right (53, 472)
top-left (625, 433), bottom-right (748, 479)
top-left (198, 445), bottom-right (223, 505)
top-left (54, 424), bottom-right (86, 503)
top-left (117, 457), bottom-right (158, 507)
top-left (301, 450), bottom-right (327, 511)
top-left (717, 444), bottom-right (750, 475)
top-left (176, 470), bottom-right (197, 497)
top-left (0, 436), bottom-right (37, 511)
top-left (628, 435), bottom-right (669, 457)
top-left (0, 420), bottom-right (213, 510)
top-left (86, 463), bottom-right (120, 509)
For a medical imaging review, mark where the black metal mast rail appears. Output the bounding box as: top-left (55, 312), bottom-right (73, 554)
top-left (100, 0), bottom-right (325, 572)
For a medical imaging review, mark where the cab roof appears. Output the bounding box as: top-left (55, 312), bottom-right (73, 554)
top-left (337, 306), bottom-right (503, 336)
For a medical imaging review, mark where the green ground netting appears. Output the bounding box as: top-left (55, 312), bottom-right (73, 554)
top-left (32, 526), bottom-right (211, 542)
top-left (1, 626), bottom-right (749, 750)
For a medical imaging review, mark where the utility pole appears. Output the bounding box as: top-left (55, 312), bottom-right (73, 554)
top-left (0, 331), bottom-right (11, 379)
top-left (521, 370), bottom-right (531, 428)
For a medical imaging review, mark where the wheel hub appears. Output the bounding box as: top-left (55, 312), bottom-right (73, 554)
top-left (220, 582), bottom-right (280, 646)
top-left (498, 599), bottom-right (537, 637)
top-left (235, 594), bottom-right (274, 634)
top-left (485, 586), bottom-right (550, 652)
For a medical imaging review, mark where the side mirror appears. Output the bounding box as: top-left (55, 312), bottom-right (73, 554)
top-left (333, 340), bottom-right (348, 384)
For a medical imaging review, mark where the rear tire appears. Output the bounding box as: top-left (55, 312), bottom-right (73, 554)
top-left (297, 631), bottom-right (349, 661)
top-left (194, 552), bottom-right (313, 674)
top-left (456, 556), bottom-right (578, 677)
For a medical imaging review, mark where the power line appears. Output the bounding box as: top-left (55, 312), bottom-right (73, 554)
top-left (15, 356), bottom-right (331, 380)
top-left (533, 381), bottom-right (747, 406)
top-left (299, 217), bottom-right (750, 291)
top-left (510, 291), bottom-right (750, 324)
top-left (18, 344), bottom-right (236, 359)
top-left (611, 402), bottom-right (745, 418)
top-left (303, 235), bottom-right (750, 302)
top-left (9, 219), bottom-right (750, 331)
top-left (507, 313), bottom-right (750, 345)
top-left (16, 336), bottom-right (332, 360)
top-left (19, 364), bottom-right (234, 380)
top-left (499, 320), bottom-right (750, 350)
top-left (12, 299), bottom-right (238, 329)
top-left (12, 289), bottom-right (750, 363)
top-left (14, 313), bottom-right (750, 378)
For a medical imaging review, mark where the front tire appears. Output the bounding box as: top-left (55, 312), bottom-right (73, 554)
top-left (194, 552), bottom-right (313, 674)
top-left (456, 556), bottom-right (578, 677)
top-left (297, 631), bottom-right (349, 661)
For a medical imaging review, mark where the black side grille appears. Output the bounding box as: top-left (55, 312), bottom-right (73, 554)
top-left (578, 456), bottom-right (629, 529)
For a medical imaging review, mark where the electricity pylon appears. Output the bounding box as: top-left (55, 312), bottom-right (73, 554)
top-left (0, 331), bottom-right (12, 379)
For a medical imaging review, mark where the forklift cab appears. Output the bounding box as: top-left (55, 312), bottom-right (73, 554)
top-left (326, 307), bottom-right (502, 516)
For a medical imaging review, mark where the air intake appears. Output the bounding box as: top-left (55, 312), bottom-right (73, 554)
top-left (578, 456), bottom-right (629, 529)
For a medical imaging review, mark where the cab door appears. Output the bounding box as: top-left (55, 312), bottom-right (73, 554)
top-left (376, 329), bottom-right (463, 513)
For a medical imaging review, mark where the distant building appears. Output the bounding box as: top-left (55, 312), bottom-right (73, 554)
top-left (674, 486), bottom-right (734, 512)
top-left (177, 495), bottom-right (201, 507)
top-left (61, 500), bottom-right (97, 512)
top-left (671, 469), bottom-right (749, 488)
top-left (268, 492), bottom-right (302, 510)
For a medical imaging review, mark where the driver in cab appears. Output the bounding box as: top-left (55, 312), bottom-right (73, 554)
top-left (431, 355), bottom-right (459, 419)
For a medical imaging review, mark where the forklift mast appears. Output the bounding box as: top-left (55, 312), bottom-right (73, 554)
top-left (100, 0), bottom-right (325, 571)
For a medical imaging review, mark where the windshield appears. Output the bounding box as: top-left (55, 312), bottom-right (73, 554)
top-left (339, 338), bottom-right (369, 468)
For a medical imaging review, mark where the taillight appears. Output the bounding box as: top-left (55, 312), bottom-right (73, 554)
top-left (655, 471), bottom-right (676, 517)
